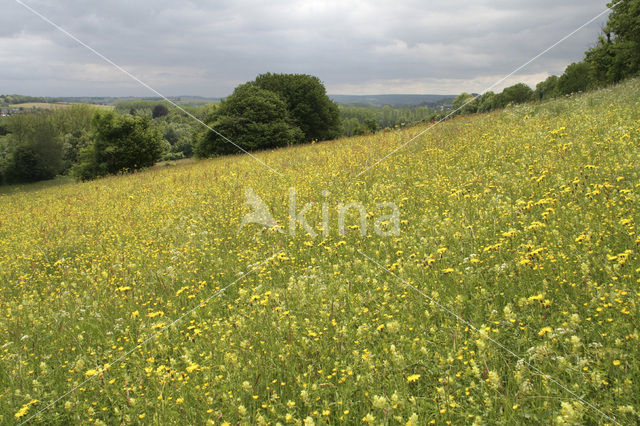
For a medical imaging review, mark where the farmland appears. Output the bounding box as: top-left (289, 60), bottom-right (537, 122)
top-left (9, 103), bottom-right (113, 110)
top-left (1, 78), bottom-right (639, 424)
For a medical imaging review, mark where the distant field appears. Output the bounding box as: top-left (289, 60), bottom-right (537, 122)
top-left (1, 79), bottom-right (639, 424)
top-left (10, 102), bottom-right (113, 110)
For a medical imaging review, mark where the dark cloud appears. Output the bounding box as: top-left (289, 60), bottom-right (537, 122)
top-left (0, 0), bottom-right (609, 96)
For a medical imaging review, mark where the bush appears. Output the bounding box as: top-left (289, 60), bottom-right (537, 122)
top-left (195, 83), bottom-right (303, 157)
top-left (73, 111), bottom-right (163, 180)
top-left (253, 73), bottom-right (341, 142)
top-left (3, 144), bottom-right (57, 183)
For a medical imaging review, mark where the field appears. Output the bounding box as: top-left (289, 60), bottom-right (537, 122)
top-left (8, 103), bottom-right (113, 110)
top-left (1, 79), bottom-right (639, 425)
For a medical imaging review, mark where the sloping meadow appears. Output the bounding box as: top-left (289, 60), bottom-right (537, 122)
top-left (1, 79), bottom-right (639, 424)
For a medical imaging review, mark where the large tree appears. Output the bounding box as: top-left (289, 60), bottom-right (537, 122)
top-left (73, 111), bottom-right (163, 180)
top-left (557, 62), bottom-right (592, 95)
top-left (194, 83), bottom-right (303, 157)
top-left (533, 75), bottom-right (560, 100)
top-left (253, 73), bottom-right (341, 142)
top-left (451, 92), bottom-right (478, 114)
top-left (500, 83), bottom-right (534, 105)
top-left (1, 112), bottom-right (63, 183)
top-left (586, 0), bottom-right (640, 84)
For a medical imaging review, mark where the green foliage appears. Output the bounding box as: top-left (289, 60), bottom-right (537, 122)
top-left (452, 92), bottom-right (478, 114)
top-left (1, 112), bottom-right (64, 183)
top-left (557, 62), bottom-right (593, 95)
top-left (339, 105), bottom-right (439, 136)
top-left (534, 76), bottom-right (560, 100)
top-left (0, 105), bottom-right (98, 184)
top-left (2, 144), bottom-right (57, 183)
top-left (73, 111), bottom-right (163, 180)
top-left (586, 0), bottom-right (640, 85)
top-left (0, 94), bottom-right (62, 106)
top-left (454, 1), bottom-right (639, 118)
top-left (476, 92), bottom-right (497, 113)
top-left (499, 83), bottom-right (534, 105)
top-left (61, 130), bottom-right (90, 171)
top-left (253, 73), bottom-right (341, 142)
top-left (195, 83), bottom-right (303, 157)
top-left (152, 104), bottom-right (170, 118)
top-left (115, 100), bottom-right (166, 116)
top-left (557, 62), bottom-right (592, 95)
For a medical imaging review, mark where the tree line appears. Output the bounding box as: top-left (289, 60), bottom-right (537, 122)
top-left (0, 73), bottom-right (341, 184)
top-left (452, 0), bottom-right (639, 115)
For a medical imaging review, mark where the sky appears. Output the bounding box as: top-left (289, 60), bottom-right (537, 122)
top-left (0, 0), bottom-right (610, 97)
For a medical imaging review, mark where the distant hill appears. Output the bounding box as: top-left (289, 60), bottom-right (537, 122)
top-left (3, 93), bottom-right (455, 109)
top-left (329, 94), bottom-right (455, 107)
top-left (55, 96), bottom-right (221, 107)
top-left (0, 94), bottom-right (221, 108)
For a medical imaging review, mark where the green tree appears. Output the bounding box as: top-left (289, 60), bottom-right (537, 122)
top-left (152, 104), bottom-right (169, 118)
top-left (500, 83), bottom-right (534, 105)
top-left (452, 92), bottom-right (478, 114)
top-left (476, 92), bottom-right (497, 112)
top-left (73, 111), bottom-right (163, 180)
top-left (253, 73), bottom-right (341, 142)
top-left (558, 62), bottom-right (592, 95)
top-left (3, 145), bottom-right (56, 183)
top-left (194, 83), bottom-right (303, 157)
top-left (533, 75), bottom-right (560, 100)
top-left (586, 0), bottom-right (640, 85)
top-left (363, 118), bottom-right (378, 133)
top-left (2, 112), bottom-right (64, 183)
top-left (61, 130), bottom-right (89, 172)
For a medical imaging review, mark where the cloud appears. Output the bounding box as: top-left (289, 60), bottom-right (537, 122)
top-left (0, 0), bottom-right (609, 96)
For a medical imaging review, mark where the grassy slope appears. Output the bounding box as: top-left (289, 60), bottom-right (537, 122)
top-left (1, 79), bottom-right (639, 424)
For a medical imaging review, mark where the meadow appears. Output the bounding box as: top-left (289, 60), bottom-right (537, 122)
top-left (1, 78), bottom-right (639, 425)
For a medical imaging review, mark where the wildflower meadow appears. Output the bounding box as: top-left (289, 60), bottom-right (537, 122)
top-left (1, 78), bottom-right (639, 424)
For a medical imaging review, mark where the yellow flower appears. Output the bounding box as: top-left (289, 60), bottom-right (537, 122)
top-left (362, 413), bottom-right (376, 424)
top-left (85, 369), bottom-right (99, 377)
top-left (613, 360), bottom-right (621, 366)
top-left (407, 374), bottom-right (421, 383)
top-left (186, 362), bottom-right (199, 373)
top-left (14, 400), bottom-right (38, 419)
top-left (538, 327), bottom-right (553, 337)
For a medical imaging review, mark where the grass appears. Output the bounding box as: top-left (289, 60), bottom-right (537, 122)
top-left (1, 78), bottom-right (639, 425)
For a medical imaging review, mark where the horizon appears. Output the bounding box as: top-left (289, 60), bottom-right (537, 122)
top-left (1, 92), bottom-right (460, 99)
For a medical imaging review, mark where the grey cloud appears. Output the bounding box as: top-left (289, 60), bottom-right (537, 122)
top-left (0, 0), bottom-right (609, 96)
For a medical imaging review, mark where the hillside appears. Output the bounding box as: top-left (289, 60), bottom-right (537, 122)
top-left (1, 79), bottom-right (639, 424)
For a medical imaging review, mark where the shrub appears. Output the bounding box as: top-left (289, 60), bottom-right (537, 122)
top-left (73, 111), bottom-right (163, 180)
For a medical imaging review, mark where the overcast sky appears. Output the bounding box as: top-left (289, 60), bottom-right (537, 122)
top-left (1, 0), bottom-right (610, 97)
